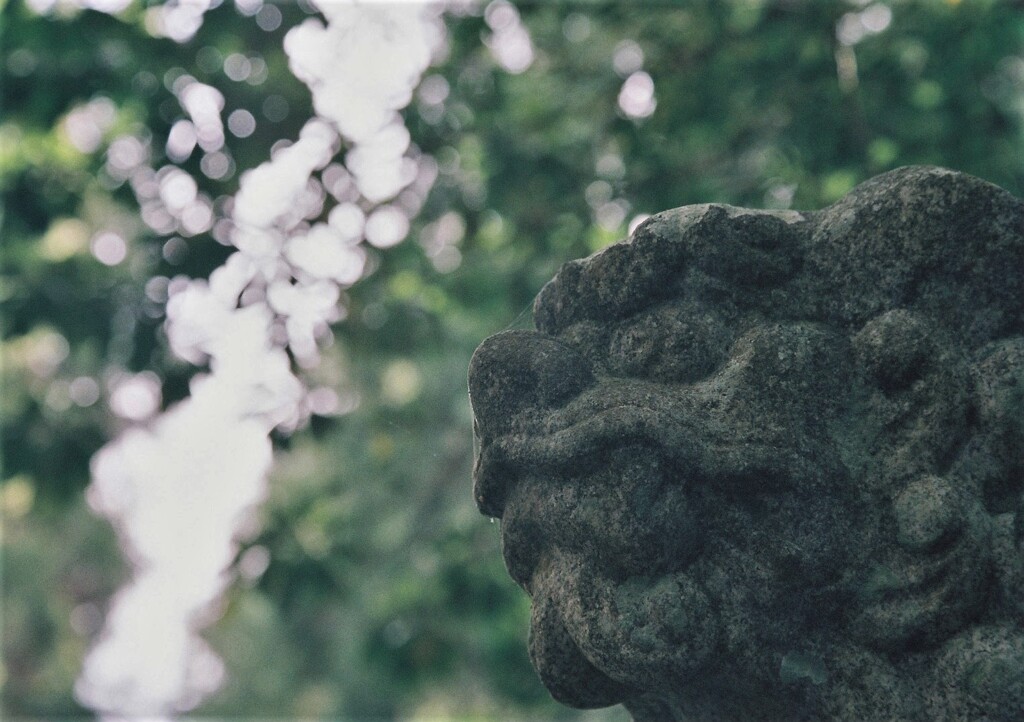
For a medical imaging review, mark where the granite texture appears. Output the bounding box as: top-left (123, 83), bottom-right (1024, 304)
top-left (468, 167), bottom-right (1024, 720)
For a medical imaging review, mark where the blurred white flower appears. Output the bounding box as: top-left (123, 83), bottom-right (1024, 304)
top-left (286, 6), bottom-right (441, 143)
top-left (234, 120), bottom-right (338, 229)
top-left (178, 80), bottom-right (225, 152)
top-left (286, 223), bottom-right (366, 284)
top-left (108, 372), bottom-right (162, 421)
top-left (267, 278), bottom-right (341, 363)
top-left (80, 373), bottom-right (272, 714)
top-left (484, 0), bottom-right (533, 74)
top-left (79, 1), bottom-right (446, 716)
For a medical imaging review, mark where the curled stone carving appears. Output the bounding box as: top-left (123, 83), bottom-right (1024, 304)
top-left (468, 167), bottom-right (1024, 720)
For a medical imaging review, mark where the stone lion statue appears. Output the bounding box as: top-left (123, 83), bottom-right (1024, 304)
top-left (468, 167), bottom-right (1024, 720)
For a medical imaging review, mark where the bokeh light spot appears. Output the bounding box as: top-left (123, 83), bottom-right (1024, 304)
top-left (365, 206), bottom-right (410, 248)
top-left (224, 53), bottom-right (252, 81)
top-left (381, 359), bottom-right (422, 406)
top-left (562, 13), bottom-right (591, 42)
top-left (613, 40), bottom-right (644, 77)
top-left (108, 372), bottom-right (162, 421)
top-left (227, 109), bottom-right (257, 138)
top-left (262, 94), bottom-right (290, 122)
top-left (91, 231), bottom-right (128, 266)
top-left (200, 150), bottom-right (234, 180)
top-left (70, 376), bottom-right (101, 407)
top-left (618, 70), bottom-right (657, 119)
top-left (167, 119), bottom-right (198, 162)
top-left (256, 4), bottom-right (282, 32)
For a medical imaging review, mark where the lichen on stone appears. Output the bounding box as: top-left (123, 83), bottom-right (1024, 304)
top-left (468, 166), bottom-right (1024, 720)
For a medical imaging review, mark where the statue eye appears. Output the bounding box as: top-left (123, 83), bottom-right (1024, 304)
top-left (853, 310), bottom-right (934, 391)
top-left (607, 303), bottom-right (729, 383)
top-left (608, 315), bottom-right (662, 375)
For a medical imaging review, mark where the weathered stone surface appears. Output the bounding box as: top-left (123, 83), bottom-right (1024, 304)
top-left (468, 167), bottom-right (1024, 720)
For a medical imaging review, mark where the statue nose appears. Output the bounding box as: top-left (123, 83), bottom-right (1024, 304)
top-left (469, 330), bottom-right (594, 439)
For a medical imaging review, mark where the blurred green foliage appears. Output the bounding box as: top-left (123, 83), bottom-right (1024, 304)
top-left (2, 0), bottom-right (1023, 719)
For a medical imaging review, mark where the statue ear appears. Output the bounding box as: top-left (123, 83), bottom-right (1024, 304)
top-left (970, 336), bottom-right (1024, 517)
top-left (972, 337), bottom-right (1024, 437)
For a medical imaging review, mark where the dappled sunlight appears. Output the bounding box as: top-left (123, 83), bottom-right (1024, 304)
top-left (617, 71), bottom-right (656, 120)
top-left (836, 3), bottom-right (893, 47)
top-left (483, 0), bottom-right (533, 75)
top-left (144, 0), bottom-right (216, 43)
top-left (78, 366), bottom-right (273, 714)
top-left (74, 0), bottom-right (447, 715)
top-left (177, 80), bottom-right (225, 154)
top-left (834, 3), bottom-right (894, 93)
top-left (107, 372), bottom-right (162, 422)
top-left (62, 97), bottom-right (117, 154)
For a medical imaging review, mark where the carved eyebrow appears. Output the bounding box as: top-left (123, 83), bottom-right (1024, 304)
top-left (604, 304), bottom-right (734, 384)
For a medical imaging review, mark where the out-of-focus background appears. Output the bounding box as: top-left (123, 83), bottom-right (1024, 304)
top-left (2, 0), bottom-right (1023, 719)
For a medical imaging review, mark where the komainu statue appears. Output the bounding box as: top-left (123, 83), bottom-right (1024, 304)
top-left (468, 167), bottom-right (1024, 720)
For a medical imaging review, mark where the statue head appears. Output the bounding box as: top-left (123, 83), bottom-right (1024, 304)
top-left (469, 167), bottom-right (1024, 720)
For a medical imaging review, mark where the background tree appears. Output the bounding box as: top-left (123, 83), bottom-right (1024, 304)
top-left (3, 0), bottom-right (1023, 718)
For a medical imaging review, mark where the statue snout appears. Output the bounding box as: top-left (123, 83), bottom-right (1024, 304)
top-left (469, 330), bottom-right (594, 440)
